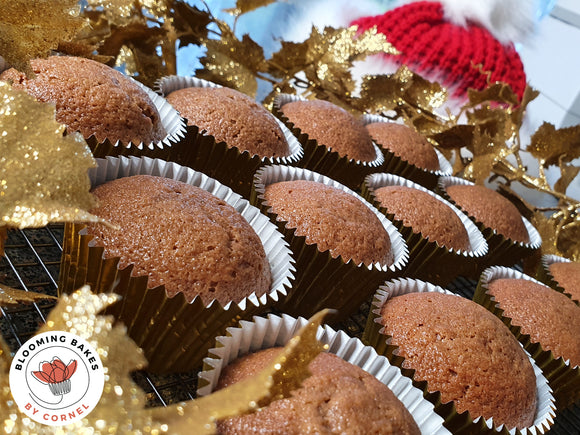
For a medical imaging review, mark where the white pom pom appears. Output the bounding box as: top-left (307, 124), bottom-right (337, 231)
top-left (433, 0), bottom-right (536, 44)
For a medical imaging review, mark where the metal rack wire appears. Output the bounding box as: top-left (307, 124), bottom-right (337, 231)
top-left (1, 225), bottom-right (578, 432)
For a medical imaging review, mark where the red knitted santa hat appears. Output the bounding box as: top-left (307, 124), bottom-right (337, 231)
top-left (351, 1), bottom-right (527, 101)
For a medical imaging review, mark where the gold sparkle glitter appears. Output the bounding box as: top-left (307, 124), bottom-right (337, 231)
top-left (0, 82), bottom-right (103, 229)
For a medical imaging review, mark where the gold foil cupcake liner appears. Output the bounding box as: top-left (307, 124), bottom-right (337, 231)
top-left (362, 173), bottom-right (488, 285)
top-left (87, 78), bottom-right (187, 159)
top-left (537, 254), bottom-right (579, 305)
top-left (437, 176), bottom-right (542, 274)
top-left (362, 114), bottom-right (453, 190)
top-left (58, 156), bottom-right (295, 374)
top-left (364, 277), bottom-right (556, 435)
top-left (272, 93), bottom-right (384, 192)
top-left (155, 76), bottom-right (303, 198)
top-left (198, 312), bottom-right (451, 434)
top-left (474, 266), bottom-right (580, 409)
top-left (252, 164), bottom-right (409, 322)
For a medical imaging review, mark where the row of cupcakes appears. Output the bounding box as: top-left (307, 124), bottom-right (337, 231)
top-left (54, 153), bottom-right (579, 434)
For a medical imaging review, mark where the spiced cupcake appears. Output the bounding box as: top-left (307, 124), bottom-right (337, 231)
top-left (364, 278), bottom-right (555, 434)
top-left (58, 156), bottom-right (294, 373)
top-left (252, 165), bottom-right (408, 321)
top-left (157, 76), bottom-right (302, 197)
top-left (538, 254), bottom-right (580, 304)
top-left (199, 313), bottom-right (450, 435)
top-left (438, 176), bottom-right (541, 273)
top-left (273, 94), bottom-right (383, 191)
top-left (363, 115), bottom-right (452, 189)
top-left (362, 173), bottom-right (487, 285)
top-left (0, 56), bottom-right (185, 157)
top-left (475, 266), bottom-right (580, 408)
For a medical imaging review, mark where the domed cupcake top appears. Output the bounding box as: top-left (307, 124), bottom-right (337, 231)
top-left (445, 184), bottom-right (529, 243)
top-left (264, 179), bottom-right (393, 266)
top-left (216, 348), bottom-right (421, 435)
top-left (280, 99), bottom-right (376, 162)
top-left (366, 122), bottom-right (440, 171)
top-left (373, 185), bottom-right (470, 252)
top-left (87, 175), bottom-right (272, 305)
top-left (166, 86), bottom-right (290, 158)
top-left (380, 291), bottom-right (538, 429)
top-left (0, 56), bottom-right (166, 144)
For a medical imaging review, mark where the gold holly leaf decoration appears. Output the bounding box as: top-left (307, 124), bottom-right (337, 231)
top-left (0, 283), bottom-right (56, 306)
top-left (0, 81), bottom-right (103, 229)
top-left (0, 0), bottom-right (86, 75)
top-left (225, 0), bottom-right (278, 16)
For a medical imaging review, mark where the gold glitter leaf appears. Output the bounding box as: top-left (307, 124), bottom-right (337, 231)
top-left (532, 212), bottom-right (560, 257)
top-left (225, 0), bottom-right (278, 16)
top-left (0, 82), bottom-right (103, 229)
top-left (0, 283), bottom-right (56, 306)
top-left (465, 83), bottom-right (518, 108)
top-left (558, 218), bottom-right (580, 261)
top-left (555, 160), bottom-right (580, 195)
top-left (430, 124), bottom-right (475, 150)
top-left (35, 286), bottom-right (168, 433)
top-left (199, 21), bottom-right (265, 96)
top-left (0, 0), bottom-right (85, 75)
top-left (529, 123), bottom-right (580, 166)
top-left (156, 310), bottom-right (328, 434)
top-left (87, 0), bottom-right (167, 27)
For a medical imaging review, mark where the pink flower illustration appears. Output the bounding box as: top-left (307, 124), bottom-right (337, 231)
top-left (32, 357), bottom-right (77, 395)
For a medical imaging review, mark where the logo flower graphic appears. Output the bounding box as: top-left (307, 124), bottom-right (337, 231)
top-left (32, 357), bottom-right (77, 396)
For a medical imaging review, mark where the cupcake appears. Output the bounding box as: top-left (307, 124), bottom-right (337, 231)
top-left (0, 56), bottom-right (185, 156)
top-left (538, 255), bottom-right (580, 303)
top-left (252, 165), bottom-right (408, 321)
top-left (475, 266), bottom-right (580, 408)
top-left (438, 176), bottom-right (541, 272)
top-left (58, 156), bottom-right (294, 373)
top-left (215, 349), bottom-right (421, 434)
top-left (157, 76), bottom-right (302, 197)
top-left (273, 94), bottom-right (383, 191)
top-left (199, 313), bottom-right (450, 435)
top-left (364, 278), bottom-right (555, 434)
top-left (87, 175), bottom-right (271, 305)
top-left (363, 173), bottom-right (487, 285)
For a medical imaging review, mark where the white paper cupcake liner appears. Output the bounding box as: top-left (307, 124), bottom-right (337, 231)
top-left (198, 312), bottom-right (451, 435)
top-left (362, 114), bottom-right (452, 189)
top-left (475, 266), bottom-right (580, 409)
top-left (365, 277), bottom-right (556, 435)
top-left (363, 173), bottom-right (488, 285)
top-left (58, 156), bottom-right (295, 373)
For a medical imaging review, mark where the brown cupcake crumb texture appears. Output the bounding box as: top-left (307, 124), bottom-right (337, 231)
top-left (216, 348), bottom-right (421, 435)
top-left (0, 56), bottom-right (166, 144)
top-left (264, 180), bottom-right (393, 267)
top-left (487, 278), bottom-right (580, 367)
top-left (280, 99), bottom-right (376, 162)
top-left (373, 185), bottom-right (471, 252)
top-left (167, 87), bottom-right (290, 158)
top-left (366, 122), bottom-right (440, 171)
top-left (380, 291), bottom-right (537, 429)
top-left (446, 184), bottom-right (530, 243)
top-left (548, 261), bottom-right (580, 302)
top-left (87, 175), bottom-right (272, 306)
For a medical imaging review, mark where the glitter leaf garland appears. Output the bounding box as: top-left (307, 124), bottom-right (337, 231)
top-left (225, 0), bottom-right (278, 16)
top-left (0, 82), bottom-right (103, 229)
top-left (0, 0), bottom-right (86, 75)
top-left (0, 286), bottom-right (326, 434)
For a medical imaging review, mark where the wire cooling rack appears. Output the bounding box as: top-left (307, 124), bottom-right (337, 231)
top-left (1, 225), bottom-right (578, 433)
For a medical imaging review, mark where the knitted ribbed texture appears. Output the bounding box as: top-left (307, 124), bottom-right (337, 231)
top-left (351, 1), bottom-right (526, 101)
